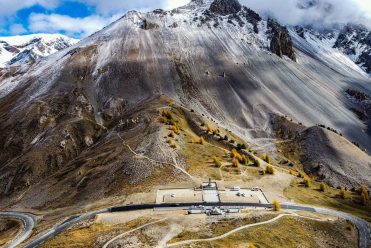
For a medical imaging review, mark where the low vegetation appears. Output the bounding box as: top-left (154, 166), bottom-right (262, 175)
top-left (286, 183), bottom-right (371, 222)
top-left (359, 186), bottom-right (369, 205)
top-left (265, 165), bottom-right (275, 175)
top-left (303, 177), bottom-right (311, 188)
top-left (213, 156), bottom-right (222, 168)
top-left (232, 157), bottom-right (240, 168)
top-left (340, 188), bottom-right (348, 199)
top-left (319, 182), bottom-right (327, 192)
top-left (261, 154), bottom-right (272, 164)
top-left (248, 241), bottom-right (256, 248)
top-left (273, 200), bottom-right (281, 211)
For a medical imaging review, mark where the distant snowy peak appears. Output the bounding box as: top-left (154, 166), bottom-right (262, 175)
top-left (0, 34), bottom-right (79, 68)
top-left (334, 24), bottom-right (371, 73)
top-left (294, 24), bottom-right (371, 73)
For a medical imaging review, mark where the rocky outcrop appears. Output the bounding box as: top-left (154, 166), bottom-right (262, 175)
top-left (209, 0), bottom-right (242, 16)
top-left (141, 19), bottom-right (160, 30)
top-left (267, 19), bottom-right (296, 61)
top-left (241, 7), bottom-right (262, 33)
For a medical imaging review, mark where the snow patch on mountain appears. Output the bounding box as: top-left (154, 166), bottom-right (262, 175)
top-left (0, 34), bottom-right (79, 68)
top-left (292, 24), bottom-right (371, 74)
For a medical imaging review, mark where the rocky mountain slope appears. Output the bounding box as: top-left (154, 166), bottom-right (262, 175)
top-left (0, 34), bottom-right (78, 68)
top-left (0, 0), bottom-right (370, 208)
top-left (293, 23), bottom-right (371, 74)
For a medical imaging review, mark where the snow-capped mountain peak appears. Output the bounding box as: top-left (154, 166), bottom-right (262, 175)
top-left (293, 24), bottom-right (371, 74)
top-left (0, 33), bottom-right (79, 68)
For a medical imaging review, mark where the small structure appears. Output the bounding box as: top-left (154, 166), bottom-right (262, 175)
top-left (188, 208), bottom-right (203, 214)
top-left (226, 208), bottom-right (240, 213)
top-left (232, 186), bottom-right (241, 191)
top-left (206, 207), bottom-right (224, 216)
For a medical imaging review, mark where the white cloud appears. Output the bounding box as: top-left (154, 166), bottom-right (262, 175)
top-left (0, 0), bottom-right (59, 16)
top-left (77, 0), bottom-right (190, 15)
top-left (9, 24), bottom-right (27, 35)
top-left (26, 0), bottom-right (191, 38)
top-left (240, 0), bottom-right (371, 28)
top-left (29, 13), bottom-right (115, 37)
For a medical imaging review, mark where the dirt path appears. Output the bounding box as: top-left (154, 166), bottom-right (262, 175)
top-left (116, 133), bottom-right (196, 182)
top-left (102, 218), bottom-right (167, 248)
top-left (166, 214), bottom-right (293, 247)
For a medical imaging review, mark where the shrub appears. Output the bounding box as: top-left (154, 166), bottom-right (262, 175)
top-left (223, 135), bottom-right (228, 141)
top-left (213, 156), bottom-right (222, 168)
top-left (273, 200), bottom-right (281, 211)
top-left (361, 191), bottom-right (369, 205)
top-left (265, 165), bottom-right (275, 175)
top-left (359, 186), bottom-right (369, 205)
top-left (254, 159), bottom-right (260, 167)
top-left (262, 154), bottom-right (272, 164)
top-left (231, 149), bottom-right (243, 162)
top-left (207, 123), bottom-right (213, 134)
top-left (190, 138), bottom-right (195, 144)
top-left (241, 155), bottom-right (249, 165)
top-left (303, 177), bottom-right (311, 188)
top-left (319, 182), bottom-right (327, 192)
top-left (161, 110), bottom-right (173, 120)
top-left (232, 157), bottom-right (240, 168)
top-left (358, 185), bottom-right (369, 196)
top-left (229, 139), bottom-right (235, 144)
top-left (340, 188), bottom-right (348, 199)
top-left (170, 140), bottom-right (177, 148)
top-left (168, 131), bottom-right (176, 138)
top-left (290, 170), bottom-right (296, 176)
top-left (237, 143), bottom-right (247, 150)
top-left (248, 242), bottom-right (256, 248)
top-left (199, 136), bottom-right (205, 145)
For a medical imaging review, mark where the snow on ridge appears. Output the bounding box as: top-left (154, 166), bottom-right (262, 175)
top-left (0, 33), bottom-right (79, 68)
top-left (0, 33), bottom-right (79, 46)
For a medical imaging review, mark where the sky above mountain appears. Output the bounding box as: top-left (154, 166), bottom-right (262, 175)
top-left (0, 0), bottom-right (370, 38)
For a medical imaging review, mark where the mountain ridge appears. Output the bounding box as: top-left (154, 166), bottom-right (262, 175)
top-left (0, 33), bottom-right (79, 68)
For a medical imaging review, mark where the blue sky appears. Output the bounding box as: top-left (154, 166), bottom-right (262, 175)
top-left (0, 0), bottom-right (190, 38)
top-left (0, 0), bottom-right (370, 39)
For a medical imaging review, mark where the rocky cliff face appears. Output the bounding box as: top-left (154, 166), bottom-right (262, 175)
top-left (267, 19), bottom-right (296, 61)
top-left (209, 0), bottom-right (242, 15)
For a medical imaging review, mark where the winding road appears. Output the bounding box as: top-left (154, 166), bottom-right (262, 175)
top-left (0, 212), bottom-right (35, 248)
top-left (1, 202), bottom-right (370, 248)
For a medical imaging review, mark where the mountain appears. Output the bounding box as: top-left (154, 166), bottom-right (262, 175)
top-left (0, 34), bottom-right (79, 68)
top-left (293, 24), bottom-right (371, 74)
top-left (0, 0), bottom-right (370, 210)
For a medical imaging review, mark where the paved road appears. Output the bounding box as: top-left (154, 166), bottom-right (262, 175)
top-left (23, 209), bottom-right (108, 248)
top-left (14, 202), bottom-right (371, 248)
top-left (0, 212), bottom-right (36, 248)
